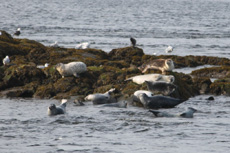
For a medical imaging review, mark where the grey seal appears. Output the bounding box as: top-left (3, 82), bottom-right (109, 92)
top-left (138, 93), bottom-right (186, 109)
top-left (85, 88), bottom-right (116, 105)
top-left (47, 99), bottom-right (67, 116)
top-left (145, 81), bottom-right (177, 95)
top-left (101, 101), bottom-right (128, 108)
top-left (138, 59), bottom-right (174, 74)
top-left (149, 107), bottom-right (197, 118)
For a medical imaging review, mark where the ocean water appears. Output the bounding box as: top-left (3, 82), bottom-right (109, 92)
top-left (1, 0), bottom-right (230, 152)
top-left (0, 0), bottom-right (230, 57)
top-left (0, 96), bottom-right (230, 153)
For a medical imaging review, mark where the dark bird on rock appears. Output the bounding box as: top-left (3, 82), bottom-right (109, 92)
top-left (130, 37), bottom-right (136, 47)
top-left (13, 28), bottom-right (21, 36)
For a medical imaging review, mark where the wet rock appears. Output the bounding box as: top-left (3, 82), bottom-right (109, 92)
top-left (191, 66), bottom-right (230, 78)
top-left (192, 77), bottom-right (212, 94)
top-left (1, 30), bottom-right (230, 100)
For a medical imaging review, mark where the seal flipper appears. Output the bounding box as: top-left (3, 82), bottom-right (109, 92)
top-left (149, 110), bottom-right (162, 117)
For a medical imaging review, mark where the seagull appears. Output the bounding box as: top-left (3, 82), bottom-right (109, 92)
top-left (37, 63), bottom-right (49, 69)
top-left (13, 28), bottom-right (21, 36)
top-left (130, 37), bottom-right (136, 47)
top-left (75, 42), bottom-right (90, 49)
top-left (50, 41), bottom-right (59, 47)
top-left (165, 46), bottom-right (173, 53)
top-left (3, 55), bottom-right (10, 66)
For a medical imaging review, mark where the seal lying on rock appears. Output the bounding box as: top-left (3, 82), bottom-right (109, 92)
top-left (138, 93), bottom-right (186, 109)
top-left (55, 61), bottom-right (87, 78)
top-left (145, 81), bottom-right (177, 95)
top-left (133, 90), bottom-right (154, 102)
top-left (125, 74), bottom-right (175, 85)
top-left (85, 88), bottom-right (116, 105)
top-left (149, 107), bottom-right (197, 118)
top-left (138, 59), bottom-right (174, 74)
top-left (47, 99), bottom-right (67, 116)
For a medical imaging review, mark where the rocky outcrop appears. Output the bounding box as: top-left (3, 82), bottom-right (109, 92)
top-left (1, 30), bottom-right (230, 104)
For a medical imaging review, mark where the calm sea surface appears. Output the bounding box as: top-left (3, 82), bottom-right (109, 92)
top-left (1, 0), bottom-right (230, 152)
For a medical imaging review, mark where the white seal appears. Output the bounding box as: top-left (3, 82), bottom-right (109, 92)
top-left (133, 90), bottom-right (154, 102)
top-left (56, 61), bottom-right (87, 78)
top-left (125, 74), bottom-right (175, 85)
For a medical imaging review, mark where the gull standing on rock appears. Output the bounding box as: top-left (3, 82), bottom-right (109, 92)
top-left (50, 41), bottom-right (59, 47)
top-left (165, 46), bottom-right (173, 53)
top-left (13, 28), bottom-right (21, 36)
top-left (75, 42), bottom-right (90, 49)
top-left (3, 55), bottom-right (10, 66)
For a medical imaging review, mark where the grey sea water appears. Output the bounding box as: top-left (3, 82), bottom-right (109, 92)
top-left (0, 96), bottom-right (230, 153)
top-left (0, 0), bottom-right (230, 57)
top-left (1, 0), bottom-right (230, 152)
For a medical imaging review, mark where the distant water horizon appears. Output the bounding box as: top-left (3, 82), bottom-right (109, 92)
top-left (1, 0), bottom-right (230, 58)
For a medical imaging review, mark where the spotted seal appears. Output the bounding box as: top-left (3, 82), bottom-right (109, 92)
top-left (55, 61), bottom-right (87, 78)
top-left (138, 59), bottom-right (174, 74)
top-left (145, 81), bottom-right (177, 95)
top-left (85, 88), bottom-right (116, 105)
top-left (47, 99), bottom-right (67, 116)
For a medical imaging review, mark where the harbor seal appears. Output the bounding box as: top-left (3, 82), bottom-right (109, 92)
top-left (47, 99), bottom-right (67, 116)
top-left (2, 55), bottom-right (10, 66)
top-left (138, 93), bottom-right (186, 109)
top-left (149, 107), bottom-right (197, 118)
top-left (130, 37), bottom-right (136, 47)
top-left (85, 88), bottom-right (116, 105)
top-left (133, 90), bottom-right (154, 102)
top-left (138, 59), bottom-right (174, 74)
top-left (101, 101), bottom-right (128, 108)
top-left (56, 61), bottom-right (87, 78)
top-left (125, 74), bottom-right (175, 85)
top-left (145, 81), bottom-right (177, 95)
